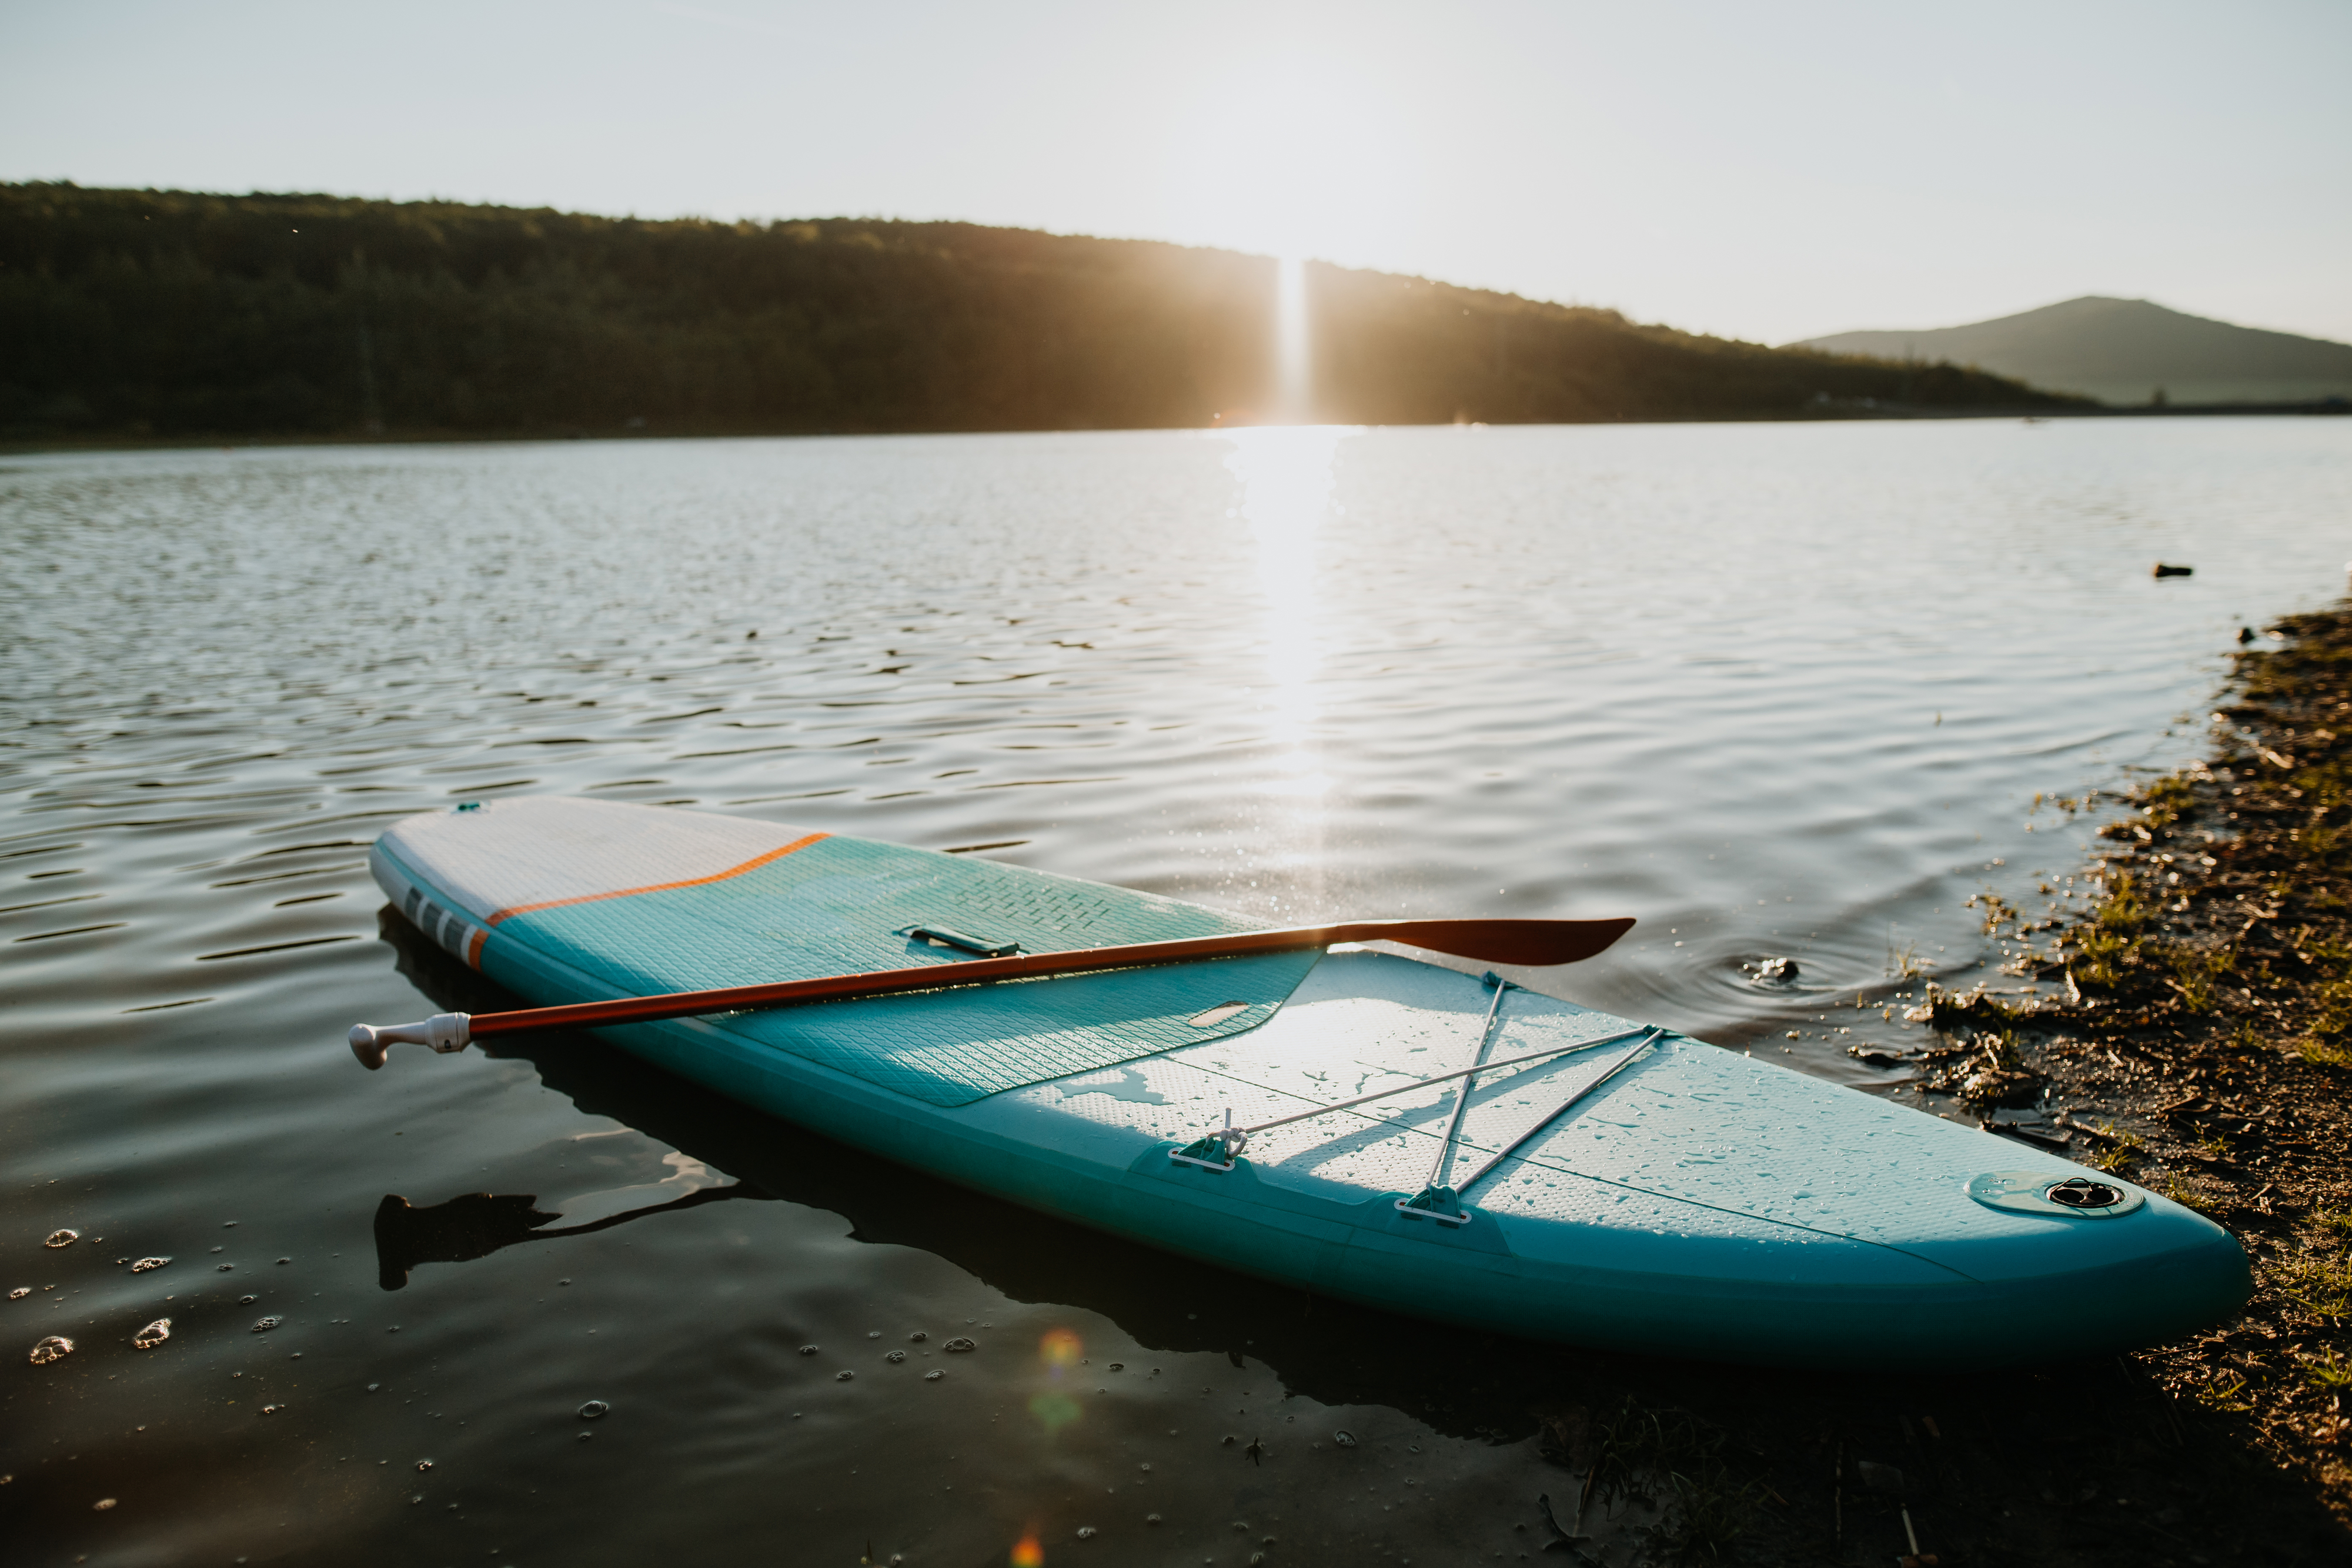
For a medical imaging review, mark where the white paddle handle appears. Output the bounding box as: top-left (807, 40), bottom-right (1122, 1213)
top-left (349, 1012), bottom-right (472, 1070)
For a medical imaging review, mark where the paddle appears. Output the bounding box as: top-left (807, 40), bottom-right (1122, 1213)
top-left (348, 915), bottom-right (1634, 1068)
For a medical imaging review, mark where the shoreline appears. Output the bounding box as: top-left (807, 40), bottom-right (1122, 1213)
top-left (1516, 600), bottom-right (2352, 1566)
top-left (4, 402), bottom-right (2344, 459)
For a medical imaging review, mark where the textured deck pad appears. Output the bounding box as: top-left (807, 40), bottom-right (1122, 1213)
top-left (715, 950), bottom-right (1322, 1106)
top-left (376, 798), bottom-right (1317, 1105)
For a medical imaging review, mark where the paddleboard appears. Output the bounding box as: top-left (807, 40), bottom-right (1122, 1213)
top-left (368, 797), bottom-right (2249, 1366)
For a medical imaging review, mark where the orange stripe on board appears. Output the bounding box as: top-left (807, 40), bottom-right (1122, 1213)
top-left (466, 927), bottom-right (487, 969)
top-left (485, 833), bottom-right (829, 926)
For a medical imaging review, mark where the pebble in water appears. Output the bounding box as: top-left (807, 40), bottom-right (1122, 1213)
top-left (577, 1400), bottom-right (609, 1420)
top-left (885, 1350), bottom-right (906, 1364)
top-left (29, 1336), bottom-right (74, 1365)
top-left (1333, 1430), bottom-right (1358, 1448)
top-left (133, 1318), bottom-right (171, 1350)
top-left (942, 1337), bottom-right (977, 1353)
top-left (44, 1230), bottom-right (78, 1248)
top-left (798, 1344), bottom-right (820, 1356)
top-left (131, 1257), bottom-right (169, 1273)
top-left (251, 1316), bottom-right (282, 1333)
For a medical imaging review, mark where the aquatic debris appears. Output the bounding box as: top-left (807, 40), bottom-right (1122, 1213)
top-left (1332, 1430), bottom-right (1358, 1447)
top-left (577, 1400), bottom-right (609, 1420)
top-left (7, 1288), bottom-right (26, 1300)
top-left (251, 1316), bottom-right (282, 1332)
top-left (836, 1370), bottom-right (855, 1382)
top-left (1846, 1045), bottom-right (1911, 1068)
top-left (886, 1350), bottom-right (907, 1363)
top-left (44, 1230), bottom-right (78, 1248)
top-left (29, 1336), bottom-right (74, 1365)
top-left (133, 1318), bottom-right (171, 1350)
top-left (131, 1257), bottom-right (169, 1272)
top-left (93, 1497), bottom-right (116, 1510)
top-left (1745, 956), bottom-right (1800, 985)
top-left (797, 1343), bottom-right (820, 1356)
top-left (924, 1370), bottom-right (944, 1382)
top-left (942, 1336), bottom-right (978, 1353)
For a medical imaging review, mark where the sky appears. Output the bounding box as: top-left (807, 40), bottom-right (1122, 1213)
top-left (4, 0), bottom-right (2347, 346)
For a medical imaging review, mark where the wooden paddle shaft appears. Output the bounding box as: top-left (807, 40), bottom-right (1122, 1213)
top-left (350, 916), bottom-right (1633, 1063)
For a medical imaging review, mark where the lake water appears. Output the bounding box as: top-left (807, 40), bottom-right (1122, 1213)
top-left (5, 418), bottom-right (2348, 1565)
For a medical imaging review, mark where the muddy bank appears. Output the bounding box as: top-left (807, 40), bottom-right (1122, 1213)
top-left (1518, 604), bottom-right (2352, 1566)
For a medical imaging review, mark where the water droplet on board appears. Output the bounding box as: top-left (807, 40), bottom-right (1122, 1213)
top-left (415, 1459), bottom-right (433, 1472)
top-left (798, 1344), bottom-right (820, 1356)
top-left (924, 1370), bottom-right (943, 1382)
top-left (1146, 1513), bottom-right (1162, 1525)
top-left (93, 1497), bottom-right (116, 1510)
top-left (1077, 1526), bottom-right (1098, 1539)
top-left (867, 1330), bottom-right (881, 1339)
top-left (1333, 1430), bottom-right (1358, 1447)
top-left (131, 1257), bottom-right (169, 1273)
top-left (366, 1384), bottom-right (380, 1393)
top-left (908, 1332), bottom-right (927, 1343)
top-left (943, 1337), bottom-right (977, 1353)
top-left (836, 1370), bottom-right (855, 1382)
top-left (239, 1295), bottom-right (256, 1305)
top-left (29, 1336), bottom-right (73, 1365)
top-left (886, 1350), bottom-right (906, 1363)
top-left (577, 1400), bottom-right (609, 1420)
top-left (250, 1316), bottom-right (282, 1333)
top-left (133, 1318), bottom-right (171, 1350)
top-left (260, 1405), bottom-right (280, 1415)
top-left (44, 1231), bottom-right (77, 1248)
top-left (7, 1288), bottom-right (27, 1300)
top-left (217, 1264), bottom-right (234, 1273)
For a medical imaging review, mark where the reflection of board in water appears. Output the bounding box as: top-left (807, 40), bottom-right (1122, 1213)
top-left (372, 1185), bottom-right (768, 1291)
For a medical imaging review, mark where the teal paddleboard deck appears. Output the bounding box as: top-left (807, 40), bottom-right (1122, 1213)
top-left (371, 797), bottom-right (2249, 1367)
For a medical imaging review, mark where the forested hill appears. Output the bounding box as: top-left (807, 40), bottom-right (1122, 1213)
top-left (0, 184), bottom-right (2080, 441)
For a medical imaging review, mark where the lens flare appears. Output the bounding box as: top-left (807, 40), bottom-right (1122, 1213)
top-left (1010, 1531), bottom-right (1044, 1567)
top-left (1028, 1390), bottom-right (1082, 1433)
top-left (1039, 1327), bottom-right (1083, 1369)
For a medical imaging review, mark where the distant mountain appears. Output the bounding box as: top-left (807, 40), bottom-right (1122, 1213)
top-left (0, 183), bottom-right (2072, 442)
top-left (1793, 296), bottom-right (2352, 406)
